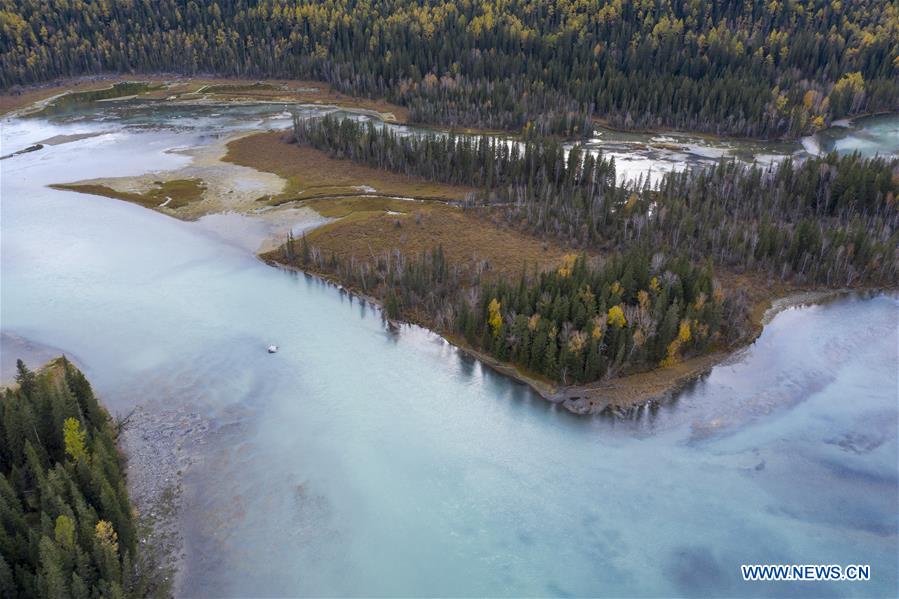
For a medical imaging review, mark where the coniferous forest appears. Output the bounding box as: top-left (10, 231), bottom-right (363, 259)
top-left (294, 242), bottom-right (744, 385)
top-left (286, 114), bottom-right (898, 384)
top-left (294, 115), bottom-right (899, 287)
top-left (2, 0), bottom-right (897, 137)
top-left (0, 359), bottom-right (164, 598)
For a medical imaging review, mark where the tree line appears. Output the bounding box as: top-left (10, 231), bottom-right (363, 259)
top-left (282, 114), bottom-right (897, 384)
top-left (2, 0), bottom-right (896, 137)
top-left (501, 153), bottom-right (899, 287)
top-left (294, 114), bottom-right (899, 288)
top-left (0, 359), bottom-right (166, 598)
top-left (283, 240), bottom-right (748, 385)
top-left (292, 113), bottom-right (613, 189)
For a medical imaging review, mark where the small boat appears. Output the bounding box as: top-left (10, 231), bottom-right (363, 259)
top-left (267, 345), bottom-right (278, 353)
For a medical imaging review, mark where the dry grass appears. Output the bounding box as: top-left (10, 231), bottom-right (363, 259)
top-left (239, 129), bottom-right (570, 283)
top-left (223, 131), bottom-right (474, 206)
top-left (298, 203), bottom-right (570, 283)
top-left (203, 82), bottom-right (277, 94)
top-left (51, 179), bottom-right (205, 210)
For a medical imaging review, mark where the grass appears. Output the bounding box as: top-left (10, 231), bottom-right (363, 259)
top-left (224, 131), bottom-right (474, 207)
top-left (303, 197), bottom-right (420, 218)
top-left (51, 179), bottom-right (206, 210)
top-left (297, 203), bottom-right (570, 283)
top-left (204, 82), bottom-right (276, 93)
top-left (233, 131), bottom-right (570, 282)
top-left (236, 131), bottom-right (571, 283)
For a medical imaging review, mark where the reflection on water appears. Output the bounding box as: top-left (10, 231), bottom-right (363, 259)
top-left (1, 104), bottom-right (897, 597)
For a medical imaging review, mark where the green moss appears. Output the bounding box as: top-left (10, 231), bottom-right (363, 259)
top-left (51, 178), bottom-right (205, 210)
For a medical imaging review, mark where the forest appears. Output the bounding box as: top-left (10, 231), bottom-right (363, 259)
top-left (0, 359), bottom-right (164, 598)
top-left (282, 113), bottom-right (899, 384)
top-left (290, 241), bottom-right (746, 385)
top-left (294, 115), bottom-right (899, 288)
top-left (2, 0), bottom-right (897, 136)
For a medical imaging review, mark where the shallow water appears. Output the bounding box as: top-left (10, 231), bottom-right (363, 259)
top-left (2, 105), bottom-right (898, 597)
top-left (16, 92), bottom-right (897, 186)
top-left (815, 114), bottom-right (899, 158)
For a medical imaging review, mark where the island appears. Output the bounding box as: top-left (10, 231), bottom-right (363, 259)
top-left (36, 82), bottom-right (898, 414)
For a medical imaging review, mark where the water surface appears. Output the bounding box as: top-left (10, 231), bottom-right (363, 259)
top-left (1, 104), bottom-right (897, 597)
top-left (16, 92), bottom-right (897, 186)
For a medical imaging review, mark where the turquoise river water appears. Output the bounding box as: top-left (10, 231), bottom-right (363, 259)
top-left (1, 101), bottom-right (897, 597)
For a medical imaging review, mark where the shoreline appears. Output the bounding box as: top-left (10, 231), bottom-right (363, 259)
top-left (8, 74), bottom-right (893, 145)
top-left (0, 73), bottom-right (409, 123)
top-left (590, 111), bottom-right (897, 144)
top-left (0, 353), bottom-right (184, 594)
top-left (14, 86), bottom-right (895, 418)
top-left (551, 287), bottom-right (894, 416)
top-left (266, 257), bottom-right (894, 417)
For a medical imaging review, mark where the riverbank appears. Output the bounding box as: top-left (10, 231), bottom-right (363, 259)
top-left (49, 130), bottom-right (287, 221)
top-left (269, 256), bottom-right (893, 416)
top-left (22, 89), bottom-right (897, 419)
top-left (0, 357), bottom-right (176, 596)
top-left (591, 114), bottom-right (822, 144)
top-left (551, 287), bottom-right (886, 415)
top-left (0, 344), bottom-right (196, 596)
top-left (223, 130), bottom-right (473, 206)
top-left (44, 119), bottom-right (474, 242)
top-left (0, 74), bottom-right (409, 122)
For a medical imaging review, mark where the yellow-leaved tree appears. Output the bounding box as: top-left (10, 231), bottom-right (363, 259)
top-left (488, 298), bottom-right (503, 336)
top-left (63, 417), bottom-right (88, 463)
top-left (54, 515), bottom-right (75, 549)
top-left (557, 254), bottom-right (578, 277)
top-left (607, 305), bottom-right (627, 328)
top-left (661, 319), bottom-right (693, 367)
top-left (95, 520), bottom-right (118, 553)
top-left (678, 319), bottom-right (692, 343)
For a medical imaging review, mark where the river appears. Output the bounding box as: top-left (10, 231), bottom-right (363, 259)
top-left (1, 100), bottom-right (897, 597)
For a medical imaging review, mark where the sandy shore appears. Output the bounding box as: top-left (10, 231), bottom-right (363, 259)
top-left (120, 396), bottom-right (220, 596)
top-left (51, 128), bottom-right (331, 253)
top-left (59, 130), bottom-right (287, 218)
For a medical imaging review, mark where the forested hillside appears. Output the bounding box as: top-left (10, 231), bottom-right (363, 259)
top-left (2, 0), bottom-right (897, 137)
top-left (0, 359), bottom-right (164, 598)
